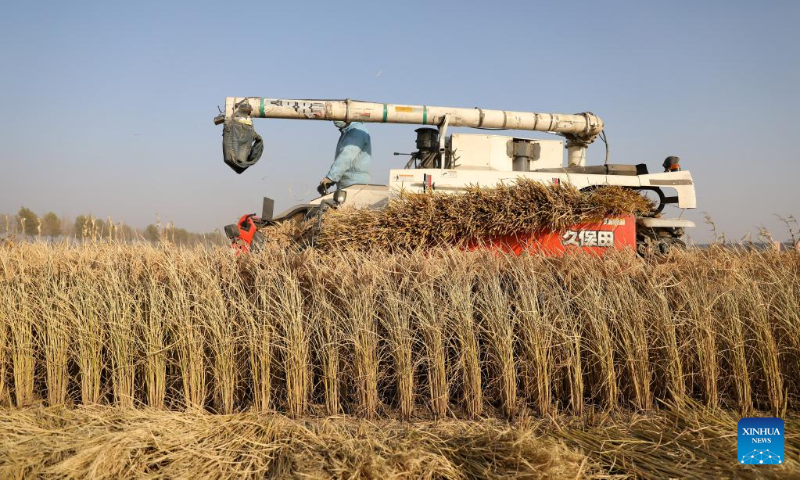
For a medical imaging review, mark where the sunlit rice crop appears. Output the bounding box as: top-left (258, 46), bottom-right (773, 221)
top-left (0, 242), bottom-right (797, 418)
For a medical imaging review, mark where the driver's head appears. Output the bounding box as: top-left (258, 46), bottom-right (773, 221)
top-left (333, 120), bottom-right (350, 130)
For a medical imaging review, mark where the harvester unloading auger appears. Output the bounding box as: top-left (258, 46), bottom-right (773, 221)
top-left (214, 97), bottom-right (696, 254)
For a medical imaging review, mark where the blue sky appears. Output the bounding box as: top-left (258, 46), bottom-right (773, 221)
top-left (1, 0), bottom-right (798, 242)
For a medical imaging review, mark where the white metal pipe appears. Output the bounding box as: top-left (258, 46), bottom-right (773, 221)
top-left (224, 97), bottom-right (604, 142)
top-left (567, 145), bottom-right (587, 167)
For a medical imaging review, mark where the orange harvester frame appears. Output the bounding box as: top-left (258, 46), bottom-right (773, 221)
top-left (231, 215), bottom-right (636, 256)
top-left (231, 214), bottom-right (258, 254)
top-left (469, 215), bottom-right (636, 256)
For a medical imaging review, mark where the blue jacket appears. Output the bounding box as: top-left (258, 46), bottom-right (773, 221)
top-left (326, 122), bottom-right (371, 188)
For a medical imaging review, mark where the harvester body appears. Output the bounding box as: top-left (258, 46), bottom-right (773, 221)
top-left (217, 97), bottom-right (696, 254)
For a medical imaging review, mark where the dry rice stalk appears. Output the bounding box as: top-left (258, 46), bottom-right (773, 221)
top-left (0, 288), bottom-right (7, 406)
top-left (0, 243), bottom-right (797, 420)
top-left (270, 258), bottom-right (310, 417)
top-left (0, 407), bottom-right (596, 479)
top-left (140, 251), bottom-right (169, 409)
top-left (68, 264), bottom-right (104, 405)
top-left (753, 252), bottom-right (800, 409)
top-left (442, 252), bottom-right (483, 418)
top-left (509, 255), bottom-right (555, 416)
top-left (561, 256), bottom-right (618, 411)
top-left (476, 259), bottom-right (517, 419)
top-left (554, 399), bottom-right (800, 479)
top-left (103, 253), bottom-right (138, 408)
top-left (674, 256), bottom-right (720, 408)
top-left (717, 272), bottom-right (753, 414)
top-left (376, 258), bottom-right (415, 420)
top-left (307, 263), bottom-right (342, 416)
top-left (166, 253), bottom-right (207, 411)
top-left (37, 260), bottom-right (71, 407)
top-left (8, 278), bottom-right (36, 406)
top-left (249, 258), bottom-right (276, 412)
top-left (602, 256), bottom-right (652, 411)
top-left (546, 264), bottom-right (585, 415)
top-left (258, 218), bottom-right (313, 249)
top-left (333, 255), bottom-right (380, 419)
top-left (636, 260), bottom-right (686, 409)
top-left (411, 258), bottom-right (449, 419)
top-left (204, 252), bottom-right (241, 414)
top-left (736, 269), bottom-right (786, 415)
top-left (318, 180), bottom-right (652, 251)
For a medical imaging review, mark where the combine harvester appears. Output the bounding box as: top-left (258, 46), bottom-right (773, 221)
top-left (214, 97), bottom-right (696, 254)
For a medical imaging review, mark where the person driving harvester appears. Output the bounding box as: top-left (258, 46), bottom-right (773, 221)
top-left (317, 121), bottom-right (372, 195)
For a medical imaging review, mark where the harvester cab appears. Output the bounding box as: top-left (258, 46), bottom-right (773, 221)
top-left (216, 97), bottom-right (696, 254)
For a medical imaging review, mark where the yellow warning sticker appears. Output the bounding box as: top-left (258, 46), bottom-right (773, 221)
top-left (395, 106), bottom-right (414, 113)
top-left (603, 218), bottom-right (626, 226)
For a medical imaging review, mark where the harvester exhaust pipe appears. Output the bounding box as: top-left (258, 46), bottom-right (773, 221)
top-left (215, 97), bottom-right (604, 171)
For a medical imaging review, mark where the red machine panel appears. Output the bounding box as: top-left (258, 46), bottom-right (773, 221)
top-left (469, 215), bottom-right (636, 256)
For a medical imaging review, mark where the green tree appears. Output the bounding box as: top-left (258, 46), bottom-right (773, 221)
top-left (41, 212), bottom-right (62, 238)
top-left (118, 224), bottom-right (134, 241)
top-left (17, 207), bottom-right (39, 236)
top-left (172, 227), bottom-right (190, 245)
top-left (75, 216), bottom-right (108, 239)
top-left (93, 218), bottom-right (108, 238)
top-left (144, 224), bottom-right (160, 242)
top-left (74, 215), bottom-right (88, 240)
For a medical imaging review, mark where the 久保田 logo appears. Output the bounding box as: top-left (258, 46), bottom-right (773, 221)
top-left (738, 417), bottom-right (784, 465)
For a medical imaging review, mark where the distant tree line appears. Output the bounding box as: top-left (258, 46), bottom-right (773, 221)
top-left (2, 207), bottom-right (226, 246)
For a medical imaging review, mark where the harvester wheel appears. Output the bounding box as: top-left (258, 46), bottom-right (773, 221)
top-left (633, 187), bottom-right (667, 216)
top-left (659, 237), bottom-right (686, 255)
top-left (638, 236), bottom-right (686, 256)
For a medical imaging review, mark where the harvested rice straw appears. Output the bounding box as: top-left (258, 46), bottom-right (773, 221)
top-left (318, 180), bottom-right (652, 251)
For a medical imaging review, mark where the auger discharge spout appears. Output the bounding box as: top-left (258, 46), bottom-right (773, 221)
top-left (215, 97), bottom-right (604, 173)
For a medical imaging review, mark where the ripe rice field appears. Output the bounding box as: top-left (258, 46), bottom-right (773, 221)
top-left (0, 242), bottom-right (798, 478)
